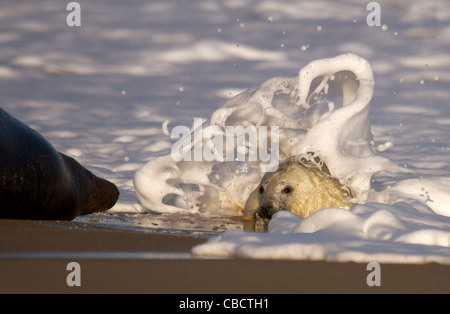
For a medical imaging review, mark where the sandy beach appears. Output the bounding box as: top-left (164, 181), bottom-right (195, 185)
top-left (1, 218), bottom-right (449, 294)
top-left (1, 0), bottom-right (450, 297)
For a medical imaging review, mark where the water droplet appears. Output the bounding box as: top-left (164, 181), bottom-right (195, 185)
top-left (434, 75), bottom-right (439, 81)
top-left (162, 120), bottom-right (170, 136)
top-left (316, 25), bottom-right (322, 32)
top-left (381, 24), bottom-right (388, 31)
top-left (328, 102), bottom-right (334, 111)
top-left (300, 44), bottom-right (309, 51)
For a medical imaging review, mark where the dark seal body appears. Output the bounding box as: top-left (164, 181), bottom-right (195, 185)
top-left (0, 108), bottom-right (119, 220)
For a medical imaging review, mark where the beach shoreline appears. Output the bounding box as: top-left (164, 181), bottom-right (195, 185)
top-left (1, 218), bottom-right (449, 294)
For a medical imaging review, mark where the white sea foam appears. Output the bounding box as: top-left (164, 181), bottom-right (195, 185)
top-left (134, 53), bottom-right (399, 214)
top-left (192, 204), bottom-right (450, 264)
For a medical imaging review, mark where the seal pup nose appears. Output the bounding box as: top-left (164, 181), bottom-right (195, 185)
top-left (257, 204), bottom-right (274, 220)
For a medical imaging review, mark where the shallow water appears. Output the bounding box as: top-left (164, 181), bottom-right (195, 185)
top-left (74, 212), bottom-right (256, 237)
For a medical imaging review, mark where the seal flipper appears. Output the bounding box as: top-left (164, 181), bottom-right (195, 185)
top-left (243, 185), bottom-right (260, 219)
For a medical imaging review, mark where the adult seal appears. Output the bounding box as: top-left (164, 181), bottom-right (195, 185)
top-left (244, 155), bottom-right (354, 222)
top-left (0, 108), bottom-right (119, 220)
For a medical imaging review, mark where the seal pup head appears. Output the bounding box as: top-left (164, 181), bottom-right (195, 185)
top-left (244, 155), bottom-right (354, 223)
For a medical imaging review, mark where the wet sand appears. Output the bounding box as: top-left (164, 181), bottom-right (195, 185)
top-left (1, 218), bottom-right (449, 294)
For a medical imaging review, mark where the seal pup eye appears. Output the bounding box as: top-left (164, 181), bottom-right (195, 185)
top-left (282, 186), bottom-right (293, 194)
top-left (259, 186), bottom-right (264, 194)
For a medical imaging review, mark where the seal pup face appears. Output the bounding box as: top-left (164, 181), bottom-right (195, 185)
top-left (244, 156), bottom-right (353, 223)
top-left (256, 160), bottom-right (316, 221)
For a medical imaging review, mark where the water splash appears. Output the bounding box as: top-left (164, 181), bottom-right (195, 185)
top-left (134, 53), bottom-right (397, 215)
